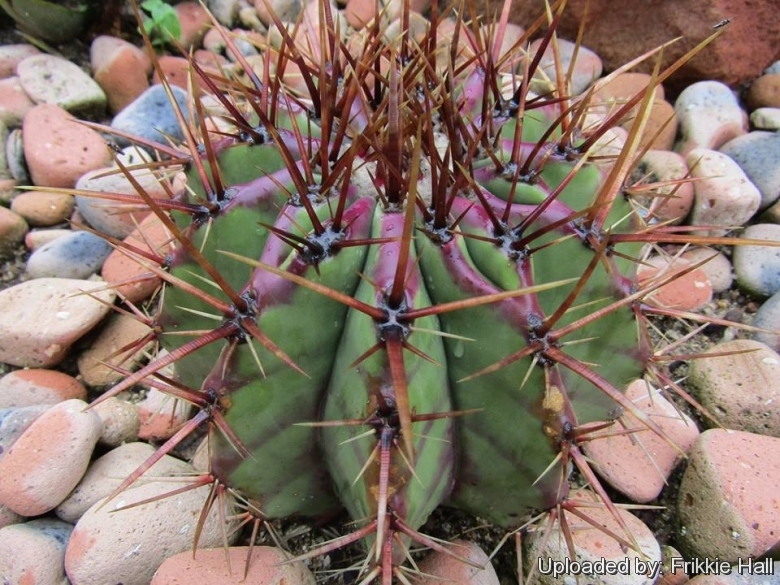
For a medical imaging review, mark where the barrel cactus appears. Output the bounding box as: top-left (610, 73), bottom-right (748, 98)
top-left (85, 0), bottom-right (745, 581)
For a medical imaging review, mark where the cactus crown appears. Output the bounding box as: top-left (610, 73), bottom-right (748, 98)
top-left (71, 0), bottom-right (756, 581)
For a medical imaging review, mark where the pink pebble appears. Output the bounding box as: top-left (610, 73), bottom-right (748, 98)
top-left (678, 429), bottom-right (780, 560)
top-left (637, 255), bottom-right (713, 311)
top-left (22, 104), bottom-right (112, 188)
top-left (151, 546), bottom-right (316, 585)
top-left (584, 379), bottom-right (700, 503)
top-left (0, 398), bottom-right (102, 516)
top-left (0, 368), bottom-right (85, 409)
top-left (138, 388), bottom-right (194, 441)
top-left (416, 539), bottom-right (499, 585)
top-left (0, 76), bottom-right (35, 127)
top-left (91, 35), bottom-right (152, 114)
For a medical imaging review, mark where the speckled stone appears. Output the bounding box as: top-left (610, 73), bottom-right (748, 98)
top-left (22, 104), bottom-right (111, 188)
top-left (750, 107), bottom-right (780, 131)
top-left (686, 148), bottom-right (761, 237)
top-left (688, 339), bottom-right (780, 436)
top-left (24, 228), bottom-right (71, 251)
top-left (137, 388), bottom-right (194, 442)
top-left (25, 230), bottom-right (113, 279)
top-left (90, 397), bottom-right (140, 448)
top-left (677, 429), bottom-right (780, 561)
top-left (629, 150), bottom-right (694, 225)
top-left (10, 190), bottom-right (75, 226)
top-left (584, 380), bottom-right (700, 503)
top-left (720, 131), bottom-right (780, 209)
top-left (733, 223), bottom-right (780, 297)
top-left (525, 501), bottom-right (661, 585)
top-left (0, 369), bottom-right (85, 409)
top-left (0, 404), bottom-right (49, 460)
top-left (0, 278), bottom-right (116, 367)
top-left (65, 470), bottom-right (236, 585)
top-left (637, 255), bottom-right (712, 311)
top-left (675, 81), bottom-right (748, 156)
top-left (0, 518), bottom-right (73, 585)
top-left (56, 442), bottom-right (188, 524)
top-left (416, 540), bottom-right (499, 585)
top-left (0, 399), bottom-right (102, 516)
top-left (91, 35), bottom-right (152, 114)
top-left (17, 54), bottom-right (106, 115)
top-left (679, 247), bottom-right (733, 294)
top-left (77, 313), bottom-right (153, 387)
top-left (529, 37), bottom-right (602, 96)
top-left (151, 546), bottom-right (317, 585)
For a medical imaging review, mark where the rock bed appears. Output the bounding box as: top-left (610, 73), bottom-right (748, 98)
top-left (1, 1), bottom-right (780, 584)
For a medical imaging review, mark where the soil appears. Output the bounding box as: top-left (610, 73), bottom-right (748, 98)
top-left (0, 3), bottom-right (769, 584)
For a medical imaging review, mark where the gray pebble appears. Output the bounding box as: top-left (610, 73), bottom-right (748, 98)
top-left (0, 405), bottom-right (49, 461)
top-left (26, 231), bottom-right (113, 280)
top-left (733, 223), bottom-right (780, 297)
top-left (110, 85), bottom-right (191, 149)
top-left (720, 131), bottom-right (780, 209)
top-left (207, 0), bottom-right (240, 26)
top-left (764, 60), bottom-right (780, 75)
top-left (6, 128), bottom-right (29, 183)
top-left (753, 290), bottom-right (780, 351)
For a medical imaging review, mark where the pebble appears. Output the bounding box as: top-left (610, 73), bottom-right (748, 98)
top-left (746, 73), bottom-right (780, 111)
top-left (151, 546), bottom-right (317, 585)
top-left (0, 398), bottom-right (102, 516)
top-left (152, 55), bottom-right (199, 90)
top-left (583, 380), bottom-right (700, 503)
top-left (0, 278), bottom-right (116, 367)
top-left (752, 290), bottom-right (780, 351)
top-left (685, 148), bottom-right (761, 237)
top-left (75, 164), bottom-right (171, 239)
top-left (720, 131), bottom-right (780, 209)
top-left (90, 396), bottom-right (140, 447)
top-left (0, 177), bottom-right (16, 204)
top-left (0, 369), bottom-right (85, 409)
top-left (674, 81), bottom-right (748, 155)
top-left (77, 312), bottom-right (153, 387)
top-left (679, 246), bottom-right (733, 293)
top-left (416, 539), bottom-right (499, 585)
top-left (175, 2), bottom-right (211, 50)
top-left (528, 38), bottom-right (603, 96)
top-left (0, 43), bottom-right (40, 78)
top-left (91, 35), bottom-right (152, 114)
top-left (0, 503), bottom-right (22, 529)
top-left (0, 205), bottom-right (28, 259)
top-left (0, 518), bottom-right (74, 585)
top-left (254, 0), bottom-right (302, 26)
top-left (750, 107), bottom-right (780, 130)
top-left (56, 442), bottom-right (189, 523)
top-left (0, 76), bottom-right (36, 127)
top-left (25, 230), bottom-right (113, 279)
top-left (636, 254), bottom-right (712, 311)
top-left (10, 190), bottom-right (75, 226)
top-left (677, 429), bottom-right (780, 560)
top-left (65, 471), bottom-right (236, 585)
top-left (24, 228), bottom-right (72, 251)
top-left (101, 212), bottom-right (174, 302)
top-left (138, 388), bottom-right (195, 442)
top-left (629, 150), bottom-right (694, 225)
top-left (657, 545), bottom-right (688, 585)
top-left (207, 0), bottom-right (240, 26)
top-left (22, 104), bottom-right (112, 188)
top-left (733, 223), bottom-right (780, 297)
top-left (688, 339), bottom-right (780, 436)
top-left (5, 127), bottom-right (29, 182)
top-left (524, 500), bottom-right (660, 585)
top-left (686, 564), bottom-right (780, 584)
top-left (0, 404), bottom-right (49, 460)
top-left (16, 54), bottom-right (106, 115)
top-left (110, 84), bottom-right (191, 148)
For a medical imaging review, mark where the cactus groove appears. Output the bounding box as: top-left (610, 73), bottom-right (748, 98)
top-left (82, 0), bottom-right (754, 581)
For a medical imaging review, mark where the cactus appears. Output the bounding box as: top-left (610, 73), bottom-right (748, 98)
top-left (79, 0), bottom-right (758, 581)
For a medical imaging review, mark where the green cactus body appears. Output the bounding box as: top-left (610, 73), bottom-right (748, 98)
top-left (93, 1), bottom-right (733, 580)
